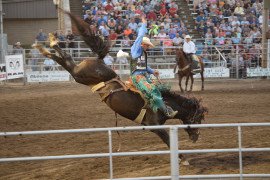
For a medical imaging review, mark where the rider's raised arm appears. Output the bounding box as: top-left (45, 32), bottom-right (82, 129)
top-left (131, 23), bottom-right (147, 59)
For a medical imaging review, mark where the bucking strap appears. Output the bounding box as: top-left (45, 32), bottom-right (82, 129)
top-left (134, 108), bottom-right (147, 124)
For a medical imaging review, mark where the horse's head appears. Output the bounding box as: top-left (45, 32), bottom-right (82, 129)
top-left (175, 48), bottom-right (188, 65)
top-left (181, 97), bottom-right (208, 143)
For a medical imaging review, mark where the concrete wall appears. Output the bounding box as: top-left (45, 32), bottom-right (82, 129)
top-left (4, 18), bottom-right (57, 46)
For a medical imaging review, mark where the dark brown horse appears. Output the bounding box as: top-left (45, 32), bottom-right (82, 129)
top-left (174, 49), bottom-right (205, 92)
top-left (34, 12), bottom-right (207, 165)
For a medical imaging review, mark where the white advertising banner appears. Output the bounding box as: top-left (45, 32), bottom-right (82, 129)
top-left (158, 69), bottom-right (175, 79)
top-left (194, 67), bottom-right (230, 78)
top-left (247, 67), bottom-right (270, 77)
top-left (115, 69), bottom-right (175, 79)
top-left (5, 54), bottom-right (24, 79)
top-left (27, 71), bottom-right (70, 82)
top-left (0, 64), bottom-right (6, 81)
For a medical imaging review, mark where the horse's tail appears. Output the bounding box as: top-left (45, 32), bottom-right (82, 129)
top-left (65, 11), bottom-right (110, 60)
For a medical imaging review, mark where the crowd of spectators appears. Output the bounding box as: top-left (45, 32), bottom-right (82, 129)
top-left (82, 0), bottom-right (189, 47)
top-left (193, 0), bottom-right (263, 46)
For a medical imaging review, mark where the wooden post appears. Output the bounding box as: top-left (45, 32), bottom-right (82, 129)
top-left (262, 0), bottom-right (269, 68)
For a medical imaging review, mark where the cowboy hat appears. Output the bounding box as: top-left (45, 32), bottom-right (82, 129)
top-left (185, 35), bottom-right (192, 39)
top-left (117, 50), bottom-right (129, 58)
top-left (142, 37), bottom-right (154, 48)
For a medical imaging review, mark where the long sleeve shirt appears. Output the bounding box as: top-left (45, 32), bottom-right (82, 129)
top-left (183, 41), bottom-right (196, 54)
top-left (131, 23), bottom-right (154, 75)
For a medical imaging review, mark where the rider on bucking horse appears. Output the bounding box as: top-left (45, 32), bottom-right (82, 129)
top-left (129, 15), bottom-right (178, 118)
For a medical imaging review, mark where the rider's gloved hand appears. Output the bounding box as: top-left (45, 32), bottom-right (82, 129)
top-left (153, 70), bottom-right (159, 77)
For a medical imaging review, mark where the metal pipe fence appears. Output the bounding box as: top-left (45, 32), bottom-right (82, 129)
top-left (1, 123), bottom-right (270, 180)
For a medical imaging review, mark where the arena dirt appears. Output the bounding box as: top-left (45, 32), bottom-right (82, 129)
top-left (0, 79), bottom-right (270, 179)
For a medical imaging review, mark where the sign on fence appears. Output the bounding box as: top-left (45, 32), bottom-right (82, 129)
top-left (194, 67), bottom-right (230, 78)
top-left (247, 67), bottom-right (270, 77)
top-left (0, 64), bottom-right (6, 81)
top-left (26, 71), bottom-right (70, 82)
top-left (5, 54), bottom-right (24, 79)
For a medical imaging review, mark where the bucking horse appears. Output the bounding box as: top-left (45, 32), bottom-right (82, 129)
top-left (33, 12), bottom-right (208, 165)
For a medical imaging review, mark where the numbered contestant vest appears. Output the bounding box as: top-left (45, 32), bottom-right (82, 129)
top-left (130, 50), bottom-right (148, 74)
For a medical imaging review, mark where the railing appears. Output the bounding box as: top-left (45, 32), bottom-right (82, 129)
top-left (1, 123), bottom-right (270, 180)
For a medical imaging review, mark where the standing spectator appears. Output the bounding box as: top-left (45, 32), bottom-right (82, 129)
top-left (29, 44), bottom-right (41, 71)
top-left (56, 30), bottom-right (66, 48)
top-left (13, 42), bottom-right (23, 54)
top-left (43, 58), bottom-right (55, 71)
top-left (66, 30), bottom-right (75, 48)
top-left (103, 54), bottom-right (114, 66)
top-left (35, 29), bottom-right (47, 43)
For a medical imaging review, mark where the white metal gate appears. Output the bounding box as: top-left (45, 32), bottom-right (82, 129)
top-left (1, 123), bottom-right (270, 180)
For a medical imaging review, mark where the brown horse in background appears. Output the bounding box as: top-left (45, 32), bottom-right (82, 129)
top-left (174, 49), bottom-right (205, 92)
top-left (34, 12), bottom-right (208, 165)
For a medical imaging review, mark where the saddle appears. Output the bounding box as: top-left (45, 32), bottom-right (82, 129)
top-left (186, 54), bottom-right (201, 74)
top-left (90, 77), bottom-right (148, 124)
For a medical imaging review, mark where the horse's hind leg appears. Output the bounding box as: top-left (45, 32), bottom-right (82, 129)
top-left (185, 75), bottom-right (189, 92)
top-left (190, 74), bottom-right (194, 92)
top-left (201, 71), bottom-right (204, 91)
top-left (48, 33), bottom-right (76, 72)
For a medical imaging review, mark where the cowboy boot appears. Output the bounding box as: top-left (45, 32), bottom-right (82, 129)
top-left (161, 105), bottom-right (178, 118)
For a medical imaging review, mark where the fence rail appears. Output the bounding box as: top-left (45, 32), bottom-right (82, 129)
top-left (1, 123), bottom-right (270, 180)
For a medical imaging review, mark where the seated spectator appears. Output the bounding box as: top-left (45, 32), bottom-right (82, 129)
top-left (195, 11), bottom-right (206, 26)
top-left (147, 10), bottom-right (157, 21)
top-left (115, 24), bottom-right (124, 40)
top-left (99, 22), bottom-right (110, 39)
top-left (149, 24), bottom-right (159, 37)
top-left (128, 18), bottom-right (138, 31)
top-left (205, 28), bottom-right (214, 45)
top-left (83, 9), bottom-right (92, 20)
top-left (157, 29), bottom-right (167, 39)
top-left (234, 3), bottom-right (245, 16)
top-left (123, 26), bottom-right (132, 37)
top-left (252, 27), bottom-right (262, 43)
top-left (159, 7), bottom-right (167, 18)
top-left (109, 29), bottom-right (118, 47)
top-left (231, 34), bottom-right (241, 44)
top-left (214, 34), bottom-right (225, 45)
top-left (122, 35), bottom-right (131, 47)
top-left (172, 33), bottom-right (183, 46)
top-left (85, 14), bottom-right (95, 25)
top-left (107, 18), bottom-right (116, 29)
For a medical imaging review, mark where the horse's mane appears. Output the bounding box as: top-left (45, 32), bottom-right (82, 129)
top-left (66, 11), bottom-right (110, 60)
top-left (162, 90), bottom-right (201, 108)
top-left (175, 48), bottom-right (188, 61)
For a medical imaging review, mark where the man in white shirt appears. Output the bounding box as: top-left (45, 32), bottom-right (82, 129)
top-left (183, 35), bottom-right (196, 54)
top-left (183, 35), bottom-right (200, 73)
